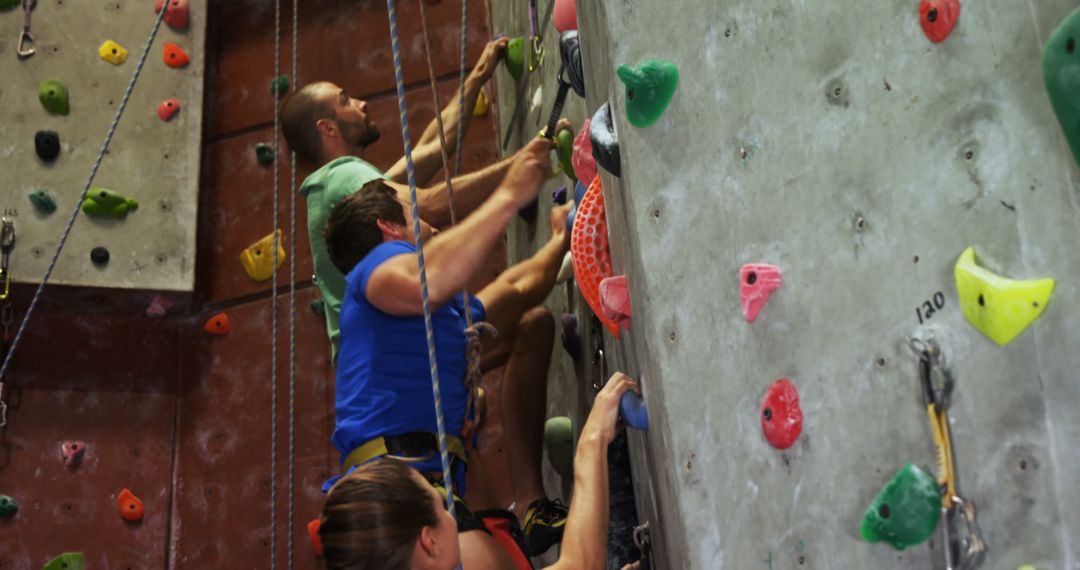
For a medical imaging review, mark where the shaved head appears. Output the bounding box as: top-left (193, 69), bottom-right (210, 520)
top-left (281, 82), bottom-right (337, 164)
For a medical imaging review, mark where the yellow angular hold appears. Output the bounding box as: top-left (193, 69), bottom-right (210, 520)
top-left (240, 230), bottom-right (286, 282)
top-left (954, 247), bottom-right (1055, 346)
top-left (99, 40), bottom-right (129, 65)
top-left (473, 90), bottom-right (490, 117)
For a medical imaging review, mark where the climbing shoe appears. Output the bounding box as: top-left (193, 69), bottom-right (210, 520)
top-left (522, 498), bottom-right (568, 556)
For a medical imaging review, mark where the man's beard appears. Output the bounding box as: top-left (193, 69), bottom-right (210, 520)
top-left (340, 119), bottom-right (380, 148)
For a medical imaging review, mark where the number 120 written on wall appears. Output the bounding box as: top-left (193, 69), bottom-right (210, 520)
top-left (916, 292), bottom-right (946, 324)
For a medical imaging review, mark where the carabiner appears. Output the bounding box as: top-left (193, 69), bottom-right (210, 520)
top-left (17, 0), bottom-right (36, 59)
top-left (528, 35), bottom-right (544, 72)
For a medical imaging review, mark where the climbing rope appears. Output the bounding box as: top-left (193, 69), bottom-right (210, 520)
top-left (287, 0), bottom-right (299, 566)
top-left (454, 0), bottom-right (468, 176)
top-left (0, 3), bottom-right (170, 428)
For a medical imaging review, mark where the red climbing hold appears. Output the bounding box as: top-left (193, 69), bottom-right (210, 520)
top-left (600, 275), bottom-right (632, 330)
top-left (760, 379), bottom-right (803, 450)
top-left (919, 0), bottom-right (960, 43)
top-left (155, 0), bottom-right (191, 30)
top-left (553, 0), bottom-right (577, 32)
top-left (572, 118), bottom-right (597, 186)
top-left (204, 312), bottom-right (231, 335)
top-left (157, 98), bottom-right (181, 121)
top-left (571, 175), bottom-right (620, 337)
top-left (118, 488), bottom-right (145, 522)
top-left (163, 42), bottom-right (190, 68)
top-left (308, 518), bottom-right (324, 556)
top-left (61, 441), bottom-right (85, 467)
top-left (740, 264), bottom-right (782, 322)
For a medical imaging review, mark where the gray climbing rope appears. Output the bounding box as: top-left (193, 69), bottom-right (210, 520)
top-left (270, 0), bottom-right (281, 565)
top-left (0, 2), bottom-right (169, 428)
top-left (287, 0), bottom-right (299, 565)
top-left (454, 0), bottom-right (468, 176)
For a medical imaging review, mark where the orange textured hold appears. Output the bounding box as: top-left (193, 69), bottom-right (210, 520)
top-left (118, 488), bottom-right (144, 522)
top-left (571, 175), bottom-right (620, 337)
top-left (163, 42), bottom-right (190, 68)
top-left (308, 518), bottom-right (324, 556)
top-left (204, 312), bottom-right (231, 335)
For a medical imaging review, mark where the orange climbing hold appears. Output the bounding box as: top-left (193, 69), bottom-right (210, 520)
top-left (163, 42), bottom-right (190, 68)
top-left (308, 518), bottom-right (324, 556)
top-left (571, 175), bottom-right (620, 337)
top-left (204, 312), bottom-right (231, 335)
top-left (118, 488), bottom-right (144, 522)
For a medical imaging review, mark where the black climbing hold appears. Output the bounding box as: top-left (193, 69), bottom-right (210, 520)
top-left (90, 247), bottom-right (110, 265)
top-left (589, 102), bottom-right (621, 177)
top-left (35, 130), bottom-right (61, 162)
top-left (560, 31), bottom-right (585, 98)
top-left (310, 299), bottom-right (325, 317)
top-left (255, 143), bottom-right (276, 165)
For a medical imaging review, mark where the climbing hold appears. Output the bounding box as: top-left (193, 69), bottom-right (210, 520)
top-left (553, 0), bottom-right (577, 32)
top-left (310, 298), bottom-right (326, 317)
top-left (544, 416), bottom-right (574, 476)
top-left (473, 89), bottom-right (490, 117)
top-left (0, 495), bottom-right (18, 518)
top-left (560, 313), bottom-right (582, 361)
top-left (35, 130), bottom-right (61, 162)
top-left (617, 60), bottom-right (679, 128)
top-left (241, 230), bottom-right (286, 282)
top-left (204, 312), bottom-right (231, 335)
top-left (145, 294), bottom-right (175, 317)
top-left (573, 178), bottom-right (588, 203)
top-left (118, 488), bottom-right (144, 522)
top-left (556, 128), bottom-right (576, 183)
top-left (589, 103), bottom-right (621, 177)
top-left (155, 0), bottom-right (191, 30)
top-left (565, 181), bottom-right (588, 232)
top-left (0, 0), bottom-right (18, 8)
top-left (919, 0), bottom-right (960, 44)
top-left (28, 188), bottom-right (57, 215)
top-left (740, 264), bottom-right (782, 322)
top-left (255, 143), bottom-right (276, 165)
top-left (270, 75), bottom-right (290, 96)
top-left (38, 80), bottom-right (70, 115)
top-left (572, 121), bottom-right (596, 194)
top-left (98, 40), bottom-right (129, 65)
top-left (82, 188), bottom-right (138, 218)
top-left (61, 441), bottom-right (86, 467)
top-left (1043, 6), bottom-right (1080, 170)
top-left (599, 275), bottom-right (632, 330)
top-left (308, 518), bottom-right (324, 556)
top-left (954, 247), bottom-right (1054, 346)
top-left (571, 175), bottom-right (621, 337)
top-left (157, 98), bottom-right (181, 121)
top-left (760, 379), bottom-right (802, 450)
top-left (620, 391), bottom-right (649, 431)
top-left (90, 247), bottom-right (110, 266)
top-left (860, 464), bottom-right (941, 550)
top-left (556, 250), bottom-right (574, 284)
top-left (553, 185), bottom-right (568, 205)
top-left (43, 553), bottom-right (85, 570)
top-left (560, 31), bottom-right (585, 98)
top-left (1018, 566), bottom-right (1037, 570)
top-left (505, 37), bottom-right (526, 81)
top-left (163, 42), bottom-right (190, 68)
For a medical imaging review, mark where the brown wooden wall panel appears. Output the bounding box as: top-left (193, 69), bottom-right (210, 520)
top-left (207, 0), bottom-right (492, 138)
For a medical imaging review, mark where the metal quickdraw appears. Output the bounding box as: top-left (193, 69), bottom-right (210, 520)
top-left (17, 0), bottom-right (36, 59)
top-left (907, 338), bottom-right (986, 570)
top-left (539, 68), bottom-right (572, 140)
top-left (0, 219), bottom-right (14, 428)
top-left (527, 0), bottom-right (543, 72)
top-left (502, 0), bottom-right (557, 150)
top-left (591, 316), bottom-right (608, 391)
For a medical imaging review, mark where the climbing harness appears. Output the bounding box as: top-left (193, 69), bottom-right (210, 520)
top-left (502, 0), bottom-right (557, 150)
top-left (907, 338), bottom-right (986, 569)
top-left (17, 0), bottom-right (35, 59)
top-left (0, 2), bottom-right (169, 431)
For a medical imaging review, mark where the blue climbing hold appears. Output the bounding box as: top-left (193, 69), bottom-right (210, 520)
top-left (620, 391), bottom-right (649, 431)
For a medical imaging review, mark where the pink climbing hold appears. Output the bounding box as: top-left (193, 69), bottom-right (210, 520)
top-left (740, 264), bottom-right (781, 322)
top-left (155, 0), bottom-right (191, 30)
top-left (572, 118), bottom-right (597, 187)
top-left (599, 275), bottom-right (632, 330)
top-left (553, 0), bottom-right (578, 32)
top-left (145, 294), bottom-right (174, 317)
top-left (61, 441), bottom-right (86, 467)
top-left (157, 98), bottom-right (181, 121)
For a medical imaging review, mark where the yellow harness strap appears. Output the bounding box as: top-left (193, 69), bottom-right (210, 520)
top-left (343, 435), bottom-right (467, 472)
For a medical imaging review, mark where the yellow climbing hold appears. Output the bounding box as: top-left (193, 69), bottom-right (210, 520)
top-left (1017, 566), bottom-right (1037, 570)
top-left (473, 90), bottom-right (490, 117)
top-left (240, 230), bottom-right (286, 282)
top-left (954, 247), bottom-right (1054, 346)
top-left (99, 40), bottom-right (129, 65)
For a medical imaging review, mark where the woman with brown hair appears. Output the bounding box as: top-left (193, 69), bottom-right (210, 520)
top-left (320, 373), bottom-right (640, 570)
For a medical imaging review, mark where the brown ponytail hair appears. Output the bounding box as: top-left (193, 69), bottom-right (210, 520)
top-left (320, 458), bottom-right (439, 570)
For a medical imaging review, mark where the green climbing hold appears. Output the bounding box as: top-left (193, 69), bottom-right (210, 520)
top-left (1044, 6), bottom-right (1080, 170)
top-left (860, 463), bottom-right (941, 550)
top-left (28, 189), bottom-right (57, 215)
top-left (82, 187), bottom-right (138, 218)
top-left (38, 80), bottom-right (70, 116)
top-left (505, 37), bottom-right (526, 82)
top-left (0, 495), bottom-right (18, 518)
top-left (270, 75), bottom-right (290, 95)
top-left (255, 143), bottom-right (276, 165)
top-left (556, 129), bottom-right (576, 183)
top-left (0, 0), bottom-right (19, 9)
top-left (616, 60), bottom-right (679, 128)
top-left (544, 416), bottom-right (574, 477)
top-left (44, 553), bottom-right (85, 570)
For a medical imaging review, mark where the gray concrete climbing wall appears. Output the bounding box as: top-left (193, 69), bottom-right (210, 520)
top-left (494, 1), bottom-right (1080, 568)
top-left (0, 0), bottom-right (206, 291)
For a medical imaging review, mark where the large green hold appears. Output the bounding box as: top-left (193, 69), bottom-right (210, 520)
top-left (39, 80), bottom-right (70, 116)
top-left (44, 552), bottom-right (85, 570)
top-left (505, 37), bottom-right (525, 82)
top-left (616, 60), bottom-right (679, 128)
top-left (82, 187), bottom-right (138, 218)
top-left (270, 75), bottom-right (290, 96)
top-left (1044, 6), bottom-right (1080, 170)
top-left (860, 463), bottom-right (941, 550)
top-left (544, 416), bottom-right (573, 477)
top-left (29, 189), bottom-right (57, 215)
top-left (0, 494), bottom-right (17, 518)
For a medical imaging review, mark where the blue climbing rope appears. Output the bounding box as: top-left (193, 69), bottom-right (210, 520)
top-left (386, 0), bottom-right (458, 517)
top-left (0, 3), bottom-right (170, 427)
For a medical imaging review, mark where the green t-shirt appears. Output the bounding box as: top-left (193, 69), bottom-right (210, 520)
top-left (299, 156), bottom-right (388, 364)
